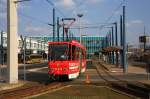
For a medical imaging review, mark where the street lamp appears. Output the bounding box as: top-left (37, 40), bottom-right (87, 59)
top-left (77, 14), bottom-right (83, 44)
top-left (77, 14), bottom-right (83, 73)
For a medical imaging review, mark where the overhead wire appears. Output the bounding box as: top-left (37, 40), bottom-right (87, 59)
top-left (16, 0), bottom-right (65, 25)
top-left (68, 0), bottom-right (125, 36)
top-left (17, 0), bottom-right (57, 26)
top-left (45, 0), bottom-right (88, 18)
top-left (14, 0), bottom-right (125, 36)
top-left (45, 0), bottom-right (66, 17)
top-left (18, 11), bottom-right (50, 25)
top-left (99, 0), bottom-right (125, 31)
top-left (105, 1), bottom-right (125, 24)
top-left (66, 0), bottom-right (125, 36)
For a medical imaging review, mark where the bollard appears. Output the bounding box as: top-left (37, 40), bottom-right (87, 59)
top-left (85, 74), bottom-right (90, 84)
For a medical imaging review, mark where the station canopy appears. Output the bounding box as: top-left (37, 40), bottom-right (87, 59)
top-left (101, 46), bottom-right (122, 53)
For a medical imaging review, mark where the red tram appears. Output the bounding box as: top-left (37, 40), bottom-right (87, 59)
top-left (48, 40), bottom-right (86, 80)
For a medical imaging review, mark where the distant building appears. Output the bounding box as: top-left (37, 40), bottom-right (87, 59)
top-left (139, 35), bottom-right (150, 51)
top-left (0, 32), bottom-right (48, 64)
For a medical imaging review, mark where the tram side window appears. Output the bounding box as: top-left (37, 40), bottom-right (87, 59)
top-left (81, 50), bottom-right (84, 60)
top-left (72, 45), bottom-right (76, 60)
top-left (83, 50), bottom-right (86, 60)
top-left (72, 46), bottom-right (80, 60)
top-left (68, 44), bottom-right (71, 60)
top-left (48, 45), bottom-right (52, 61)
top-left (75, 48), bottom-right (80, 61)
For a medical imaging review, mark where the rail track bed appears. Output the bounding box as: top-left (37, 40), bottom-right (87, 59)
top-left (0, 82), bottom-right (63, 99)
top-left (94, 59), bottom-right (150, 99)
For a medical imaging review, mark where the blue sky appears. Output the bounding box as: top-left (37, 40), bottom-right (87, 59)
top-left (0, 0), bottom-right (150, 46)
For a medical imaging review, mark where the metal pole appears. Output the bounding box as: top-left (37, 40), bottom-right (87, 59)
top-left (144, 26), bottom-right (146, 52)
top-left (114, 22), bottom-right (118, 67)
top-left (109, 30), bottom-right (111, 47)
top-left (38, 40), bottom-right (39, 51)
top-left (77, 14), bottom-right (83, 73)
top-left (79, 18), bottom-right (81, 44)
top-left (79, 18), bottom-right (82, 71)
top-left (144, 40), bottom-right (146, 52)
top-left (69, 30), bottom-right (71, 41)
top-left (72, 33), bottom-right (73, 40)
top-left (30, 37), bottom-right (31, 54)
top-left (111, 27), bottom-right (115, 64)
top-left (120, 15), bottom-right (123, 46)
top-left (109, 30), bottom-right (111, 64)
top-left (77, 14), bottom-right (83, 44)
top-left (1, 31), bottom-right (3, 65)
top-left (123, 5), bottom-right (127, 73)
top-left (41, 40), bottom-right (42, 51)
top-left (115, 22), bottom-right (118, 46)
top-left (53, 8), bottom-right (55, 42)
top-left (111, 26), bottom-right (114, 46)
top-left (65, 28), bottom-right (69, 41)
top-left (120, 15), bottom-right (123, 67)
top-left (0, 31), bottom-right (3, 79)
top-left (102, 39), bottom-right (104, 49)
top-left (44, 39), bottom-right (45, 51)
top-left (41, 41), bottom-right (43, 59)
top-left (106, 34), bottom-right (108, 47)
top-left (23, 37), bottom-right (26, 80)
top-left (62, 21), bottom-right (64, 41)
top-left (43, 40), bottom-right (46, 60)
top-left (7, 0), bottom-right (18, 83)
top-left (57, 17), bottom-right (59, 42)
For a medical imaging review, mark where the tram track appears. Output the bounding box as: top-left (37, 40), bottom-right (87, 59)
top-left (93, 59), bottom-right (150, 99)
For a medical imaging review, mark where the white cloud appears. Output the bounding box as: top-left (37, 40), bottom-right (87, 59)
top-left (72, 4), bottom-right (88, 16)
top-left (73, 9), bottom-right (88, 16)
top-left (55, 0), bottom-right (76, 9)
top-left (86, 0), bottom-right (105, 4)
top-left (127, 20), bottom-right (143, 27)
top-left (130, 20), bottom-right (143, 24)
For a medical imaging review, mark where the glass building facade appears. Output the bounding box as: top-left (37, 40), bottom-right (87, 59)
top-left (75, 36), bottom-right (106, 59)
top-left (31, 36), bottom-right (106, 59)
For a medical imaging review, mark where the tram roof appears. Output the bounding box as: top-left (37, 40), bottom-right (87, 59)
top-left (48, 40), bottom-right (86, 50)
